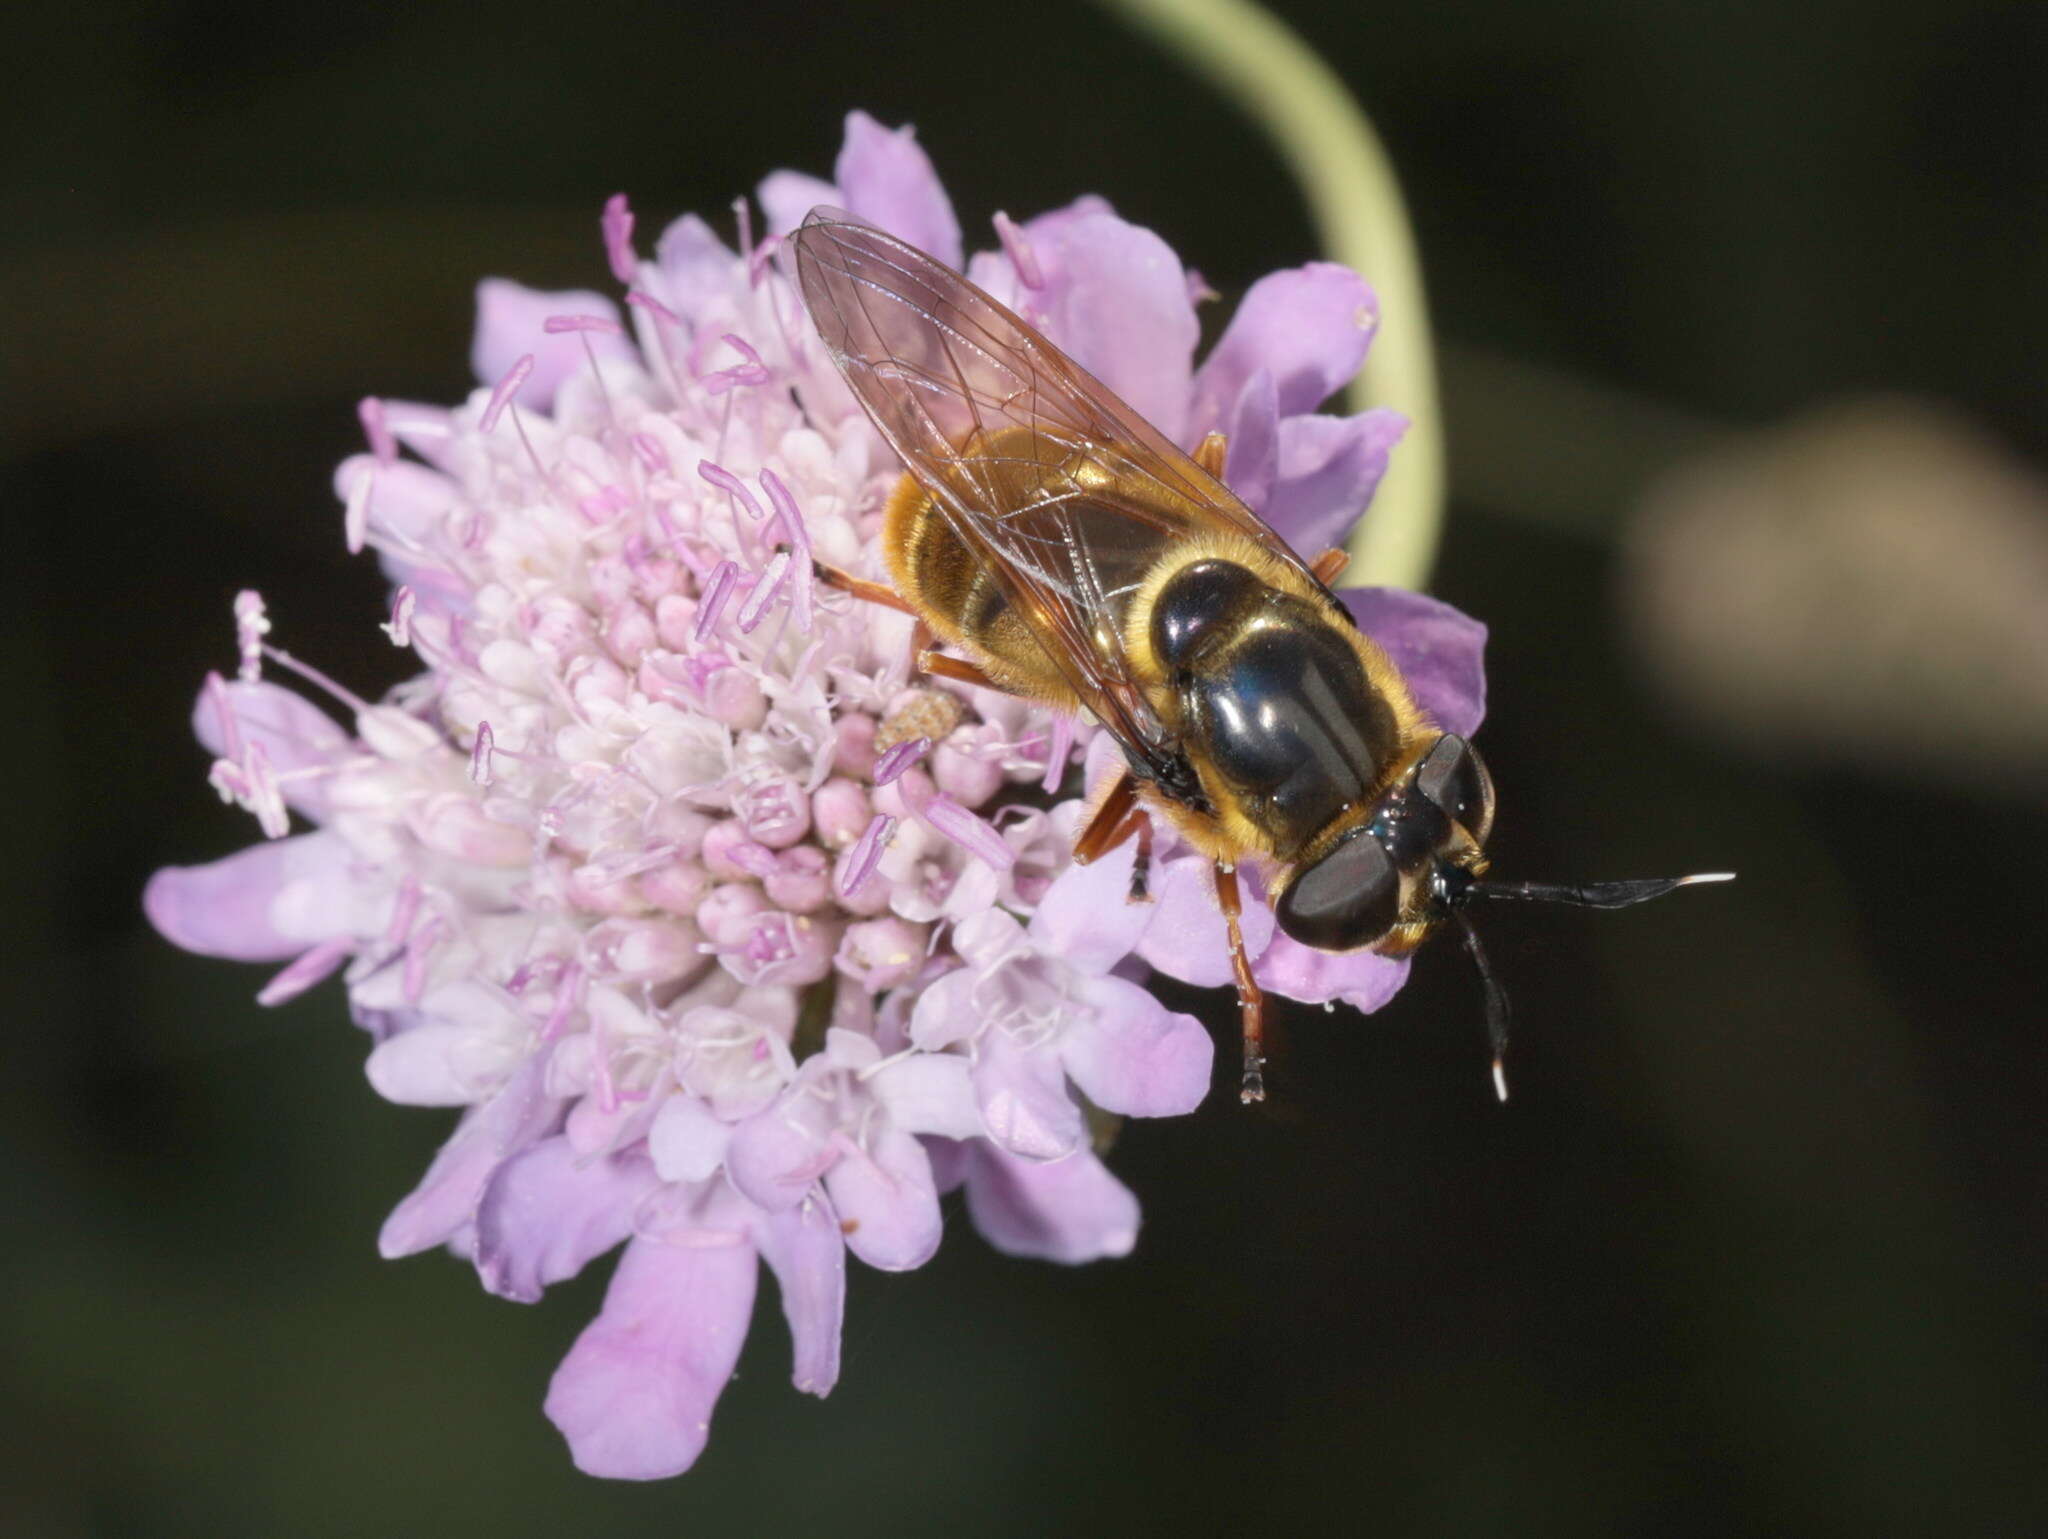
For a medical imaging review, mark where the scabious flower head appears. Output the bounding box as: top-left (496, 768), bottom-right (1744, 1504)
top-left (145, 110), bottom-right (1486, 1479)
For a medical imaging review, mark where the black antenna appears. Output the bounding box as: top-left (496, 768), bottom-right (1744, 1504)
top-left (1453, 909), bottom-right (1513, 1103)
top-left (1468, 872), bottom-right (1734, 909)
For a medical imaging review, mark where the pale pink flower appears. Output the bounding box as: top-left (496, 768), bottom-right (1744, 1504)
top-left (145, 110), bottom-right (1486, 1479)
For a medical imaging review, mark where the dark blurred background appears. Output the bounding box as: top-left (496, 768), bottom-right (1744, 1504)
top-left (5, 1), bottom-right (2043, 1534)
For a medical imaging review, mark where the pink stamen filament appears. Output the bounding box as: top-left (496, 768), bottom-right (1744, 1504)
top-left (470, 721), bottom-right (496, 786)
top-left (480, 354), bottom-right (534, 434)
top-left (603, 192), bottom-right (636, 284)
top-left (695, 560), bottom-right (740, 641)
top-left (736, 550), bottom-right (791, 633)
top-left (256, 937), bottom-right (354, 1006)
top-left (758, 467), bottom-right (814, 631)
top-left (839, 814), bottom-right (896, 897)
top-left (873, 735), bottom-right (930, 786)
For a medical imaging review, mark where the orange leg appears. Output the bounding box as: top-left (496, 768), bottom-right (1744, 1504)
top-left (1193, 430), bottom-right (1229, 479)
top-left (1309, 547), bottom-right (1349, 587)
top-left (918, 650), bottom-right (1004, 691)
top-left (1213, 861), bottom-right (1268, 1104)
top-left (1072, 771), bottom-right (1139, 864)
top-left (815, 561), bottom-right (916, 615)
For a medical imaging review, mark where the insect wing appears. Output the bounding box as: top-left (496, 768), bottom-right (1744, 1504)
top-left (790, 206), bottom-right (1324, 782)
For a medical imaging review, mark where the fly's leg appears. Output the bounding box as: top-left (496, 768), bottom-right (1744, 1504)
top-left (813, 562), bottom-right (917, 615)
top-left (1213, 860), bottom-right (1268, 1104)
top-left (1309, 547), bottom-right (1350, 586)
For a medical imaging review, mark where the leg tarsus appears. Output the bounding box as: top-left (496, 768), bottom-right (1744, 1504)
top-left (1213, 861), bottom-right (1268, 1103)
top-left (815, 561), bottom-right (917, 615)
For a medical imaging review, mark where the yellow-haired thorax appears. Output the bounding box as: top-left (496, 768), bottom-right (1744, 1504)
top-left (1122, 533), bottom-right (1435, 866)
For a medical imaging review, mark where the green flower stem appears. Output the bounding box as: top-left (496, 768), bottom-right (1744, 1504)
top-left (1097, 0), bottom-right (1445, 592)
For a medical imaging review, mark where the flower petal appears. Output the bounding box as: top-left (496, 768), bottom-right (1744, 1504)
top-left (1255, 934), bottom-right (1411, 1012)
top-left (191, 679), bottom-right (352, 820)
top-left (647, 1093), bottom-right (732, 1183)
top-left (1223, 368), bottom-right (1280, 516)
top-left (823, 1127), bottom-right (942, 1271)
top-left (1189, 262), bottom-right (1377, 435)
top-left (1014, 209), bottom-right (1198, 443)
top-left (834, 112), bottom-right (961, 269)
top-left (143, 831), bottom-right (357, 961)
top-left (377, 1054), bottom-right (561, 1259)
top-left (1343, 587), bottom-right (1489, 737)
top-left (867, 1052), bottom-right (983, 1140)
top-left (473, 1137), bottom-right (658, 1303)
top-left (975, 1029), bottom-right (1085, 1161)
top-left (964, 1143), bottom-right (1140, 1264)
top-left (544, 1230), bottom-right (758, 1480)
top-left (1135, 855), bottom-right (1275, 988)
top-left (650, 213), bottom-right (738, 324)
top-left (752, 1193), bottom-right (846, 1395)
top-left (725, 1099), bottom-right (833, 1213)
top-left (1062, 975), bottom-right (1213, 1117)
top-left (470, 279), bottom-right (633, 412)
top-left (1264, 409), bottom-right (1408, 558)
top-left (1027, 835), bottom-right (1154, 976)
top-left (756, 170), bottom-right (838, 239)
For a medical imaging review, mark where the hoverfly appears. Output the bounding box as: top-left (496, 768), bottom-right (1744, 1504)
top-left (790, 207), bottom-right (1728, 1104)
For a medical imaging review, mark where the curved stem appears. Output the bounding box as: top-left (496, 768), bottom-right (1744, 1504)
top-left (1097, 0), bottom-right (1445, 591)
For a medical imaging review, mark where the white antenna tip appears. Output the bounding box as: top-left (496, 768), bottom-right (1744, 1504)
top-left (1679, 871), bottom-right (1738, 886)
top-left (1492, 1058), bottom-right (1510, 1103)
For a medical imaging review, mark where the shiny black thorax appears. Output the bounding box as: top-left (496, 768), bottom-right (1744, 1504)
top-left (1149, 559), bottom-right (1400, 861)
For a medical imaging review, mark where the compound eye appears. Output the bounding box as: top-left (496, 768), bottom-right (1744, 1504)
top-left (1274, 830), bottom-right (1400, 952)
top-left (1415, 735), bottom-right (1495, 840)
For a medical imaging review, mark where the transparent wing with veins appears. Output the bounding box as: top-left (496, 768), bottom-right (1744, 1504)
top-left (790, 205), bottom-right (1324, 787)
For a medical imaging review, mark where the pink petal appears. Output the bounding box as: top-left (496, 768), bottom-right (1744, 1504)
top-left (1062, 976), bottom-right (1213, 1117)
top-left (647, 1093), bottom-right (731, 1183)
top-left (756, 170), bottom-right (838, 239)
top-left (1134, 856), bottom-right (1275, 989)
top-left (1013, 209), bottom-right (1198, 444)
top-left (144, 831), bottom-right (356, 961)
top-left (1343, 587), bottom-right (1489, 738)
top-left (1264, 409), bottom-right (1408, 559)
top-left (191, 678), bottom-right (351, 820)
top-left (470, 279), bottom-right (634, 412)
top-left (1189, 262), bottom-right (1377, 436)
top-left (544, 1231), bottom-right (758, 1480)
top-left (377, 1055), bottom-right (561, 1258)
top-left (473, 1137), bottom-right (659, 1303)
top-left (725, 1100), bottom-right (833, 1213)
top-left (1255, 935), bottom-right (1412, 1012)
top-left (650, 213), bottom-right (738, 324)
top-left (1027, 836), bottom-right (1155, 976)
top-left (905, 967), bottom-right (982, 1053)
top-left (833, 112), bottom-right (962, 269)
top-left (823, 1127), bottom-right (943, 1271)
top-left (1223, 368), bottom-right (1280, 516)
top-left (974, 1030), bottom-right (1085, 1161)
top-left (752, 1193), bottom-right (846, 1396)
top-left (866, 1052), bottom-right (983, 1140)
top-left (964, 1143), bottom-right (1140, 1264)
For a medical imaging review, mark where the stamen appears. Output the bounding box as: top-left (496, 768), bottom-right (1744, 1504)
top-left (993, 211), bottom-right (1043, 289)
top-left (630, 433), bottom-right (669, 473)
top-left (542, 962), bottom-right (585, 1040)
top-left (758, 467), bottom-right (814, 632)
top-left (470, 721), bottom-right (496, 787)
top-left (733, 196), bottom-right (753, 263)
top-left (356, 396), bottom-right (397, 464)
top-left (256, 937), bottom-right (353, 1006)
top-left (625, 289), bottom-right (682, 327)
top-left (695, 560), bottom-right (740, 641)
top-left (479, 354), bottom-right (534, 434)
top-left (697, 459), bottom-right (765, 522)
top-left (233, 590), bottom-right (270, 682)
top-left (748, 233), bottom-right (781, 290)
top-left (736, 550), bottom-right (791, 633)
top-left (922, 796), bottom-right (1017, 872)
top-left (381, 587), bottom-right (416, 647)
top-left (872, 735), bottom-right (930, 786)
top-left (602, 193), bottom-right (636, 285)
top-left (839, 814), bottom-right (896, 897)
top-left (1039, 713), bottom-right (1075, 794)
top-left (383, 877), bottom-right (421, 947)
top-left (259, 644), bottom-right (373, 717)
top-left (542, 314), bottom-right (625, 336)
top-left (203, 671), bottom-right (242, 760)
